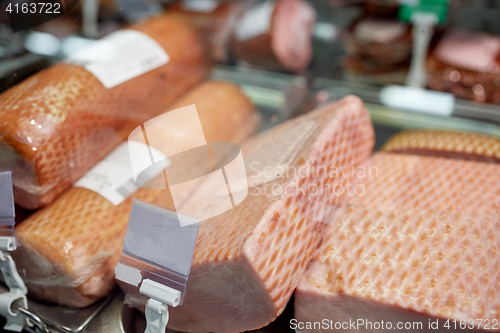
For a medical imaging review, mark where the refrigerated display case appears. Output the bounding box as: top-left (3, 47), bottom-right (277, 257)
top-left (0, 1), bottom-right (499, 332)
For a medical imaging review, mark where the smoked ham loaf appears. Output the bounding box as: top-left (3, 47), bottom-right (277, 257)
top-left (123, 96), bottom-right (374, 332)
top-left (294, 153), bottom-right (500, 332)
top-left (381, 130), bottom-right (500, 164)
top-left (12, 81), bottom-right (259, 307)
top-left (169, 1), bottom-right (250, 63)
top-left (0, 13), bottom-right (210, 210)
top-left (231, 0), bottom-right (316, 73)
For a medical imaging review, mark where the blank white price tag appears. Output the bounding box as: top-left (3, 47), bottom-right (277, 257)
top-left (116, 200), bottom-right (200, 304)
top-left (380, 85), bottom-right (455, 116)
top-left (0, 172), bottom-right (15, 227)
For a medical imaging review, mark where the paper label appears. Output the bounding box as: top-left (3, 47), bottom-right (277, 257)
top-left (246, 119), bottom-right (318, 187)
top-left (68, 30), bottom-right (169, 88)
top-left (235, 1), bottom-right (275, 41)
top-left (74, 141), bottom-right (168, 206)
top-left (181, 0), bottom-right (218, 12)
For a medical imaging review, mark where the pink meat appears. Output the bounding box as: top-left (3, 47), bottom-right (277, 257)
top-left (271, 0), bottom-right (316, 72)
top-left (294, 153), bottom-right (500, 332)
top-left (121, 96), bottom-right (374, 332)
top-left (231, 0), bottom-right (316, 73)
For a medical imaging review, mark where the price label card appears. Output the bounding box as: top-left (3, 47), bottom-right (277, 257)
top-left (116, 200), bottom-right (200, 304)
top-left (74, 141), bottom-right (168, 206)
top-left (0, 172), bottom-right (15, 227)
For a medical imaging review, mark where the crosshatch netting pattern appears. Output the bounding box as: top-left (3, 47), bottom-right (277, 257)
top-left (300, 207), bottom-right (500, 326)
top-left (382, 130), bottom-right (500, 163)
top-left (296, 152), bottom-right (500, 330)
top-left (242, 97), bottom-right (374, 314)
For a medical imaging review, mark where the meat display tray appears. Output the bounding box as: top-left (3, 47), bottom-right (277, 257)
top-left (7, 66), bottom-right (500, 333)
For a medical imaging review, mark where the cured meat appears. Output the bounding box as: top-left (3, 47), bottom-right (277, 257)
top-left (12, 81), bottom-right (259, 308)
top-left (342, 18), bottom-right (411, 85)
top-left (427, 30), bottom-right (500, 105)
top-left (295, 153), bottom-right (500, 332)
top-left (295, 207), bottom-right (500, 333)
top-left (0, 13), bottom-right (211, 210)
top-left (122, 96), bottom-right (374, 332)
top-left (344, 19), bottom-right (412, 65)
top-left (346, 153), bottom-right (500, 218)
top-left (168, 1), bottom-right (250, 63)
top-left (231, 0), bottom-right (316, 73)
top-left (382, 130), bottom-right (500, 164)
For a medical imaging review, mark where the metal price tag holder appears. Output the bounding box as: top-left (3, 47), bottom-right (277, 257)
top-left (0, 172), bottom-right (115, 333)
top-left (0, 171), bottom-right (28, 332)
top-left (115, 199), bottom-right (200, 333)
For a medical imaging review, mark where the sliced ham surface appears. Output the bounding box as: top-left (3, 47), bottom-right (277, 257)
top-left (346, 153), bottom-right (500, 214)
top-left (122, 95), bottom-right (374, 332)
top-left (12, 81), bottom-right (259, 308)
top-left (0, 13), bottom-right (210, 210)
top-left (295, 153), bottom-right (500, 332)
top-left (231, 0), bottom-right (316, 73)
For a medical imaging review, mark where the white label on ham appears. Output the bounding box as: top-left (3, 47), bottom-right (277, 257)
top-left (245, 119), bottom-right (318, 189)
top-left (235, 0), bottom-right (275, 41)
top-left (68, 30), bottom-right (169, 88)
top-left (74, 141), bottom-right (168, 206)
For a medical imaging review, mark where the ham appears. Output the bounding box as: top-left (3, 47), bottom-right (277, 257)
top-left (121, 95), bottom-right (374, 332)
top-left (381, 130), bottom-right (500, 164)
top-left (344, 19), bottom-right (412, 65)
top-left (231, 0), bottom-right (316, 73)
top-left (427, 30), bottom-right (500, 105)
top-left (168, 1), bottom-right (250, 63)
top-left (0, 13), bottom-right (211, 210)
top-left (294, 153), bottom-right (500, 332)
top-left (342, 18), bottom-right (412, 85)
top-left (12, 81), bottom-right (259, 308)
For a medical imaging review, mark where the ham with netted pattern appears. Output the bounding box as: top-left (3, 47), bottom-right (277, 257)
top-left (0, 13), bottom-right (210, 209)
top-left (295, 153), bottom-right (500, 332)
top-left (13, 81), bottom-right (259, 308)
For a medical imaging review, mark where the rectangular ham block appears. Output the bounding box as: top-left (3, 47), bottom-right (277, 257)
top-left (122, 96), bottom-right (374, 333)
top-left (295, 153), bottom-right (500, 332)
top-left (0, 13), bottom-right (210, 210)
top-left (12, 81), bottom-right (259, 308)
